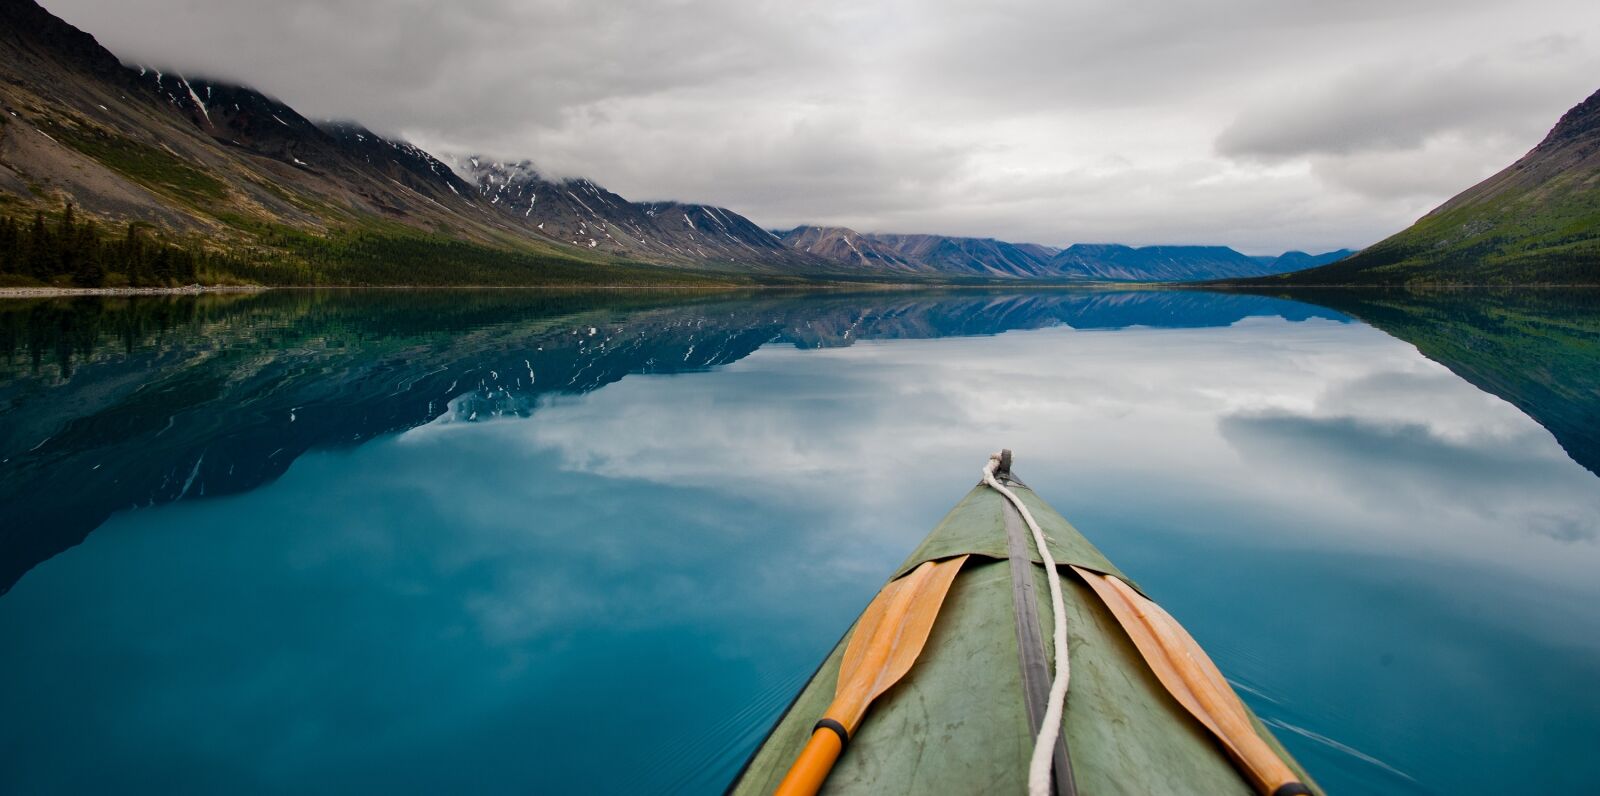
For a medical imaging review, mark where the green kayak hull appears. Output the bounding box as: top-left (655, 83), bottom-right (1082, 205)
top-left (730, 479), bottom-right (1319, 795)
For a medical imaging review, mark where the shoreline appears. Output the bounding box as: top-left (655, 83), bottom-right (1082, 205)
top-left (0, 282), bottom-right (1061, 297)
top-left (0, 285), bottom-right (269, 298)
top-left (5, 282), bottom-right (1591, 299)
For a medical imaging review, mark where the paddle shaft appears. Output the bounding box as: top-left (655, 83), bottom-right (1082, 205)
top-left (772, 729), bottom-right (843, 796)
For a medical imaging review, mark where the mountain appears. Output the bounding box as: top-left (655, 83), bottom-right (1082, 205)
top-left (453, 158), bottom-right (823, 270)
top-left (1254, 88), bottom-right (1600, 285)
top-left (777, 228), bottom-right (1064, 278)
top-left (1258, 249), bottom-right (1356, 274)
top-left (0, 0), bottom-right (584, 278)
top-left (0, 0), bottom-right (829, 286)
top-left (1047, 244), bottom-right (1278, 281)
top-left (776, 226), bottom-right (923, 273)
top-left (867, 233), bottom-right (1061, 278)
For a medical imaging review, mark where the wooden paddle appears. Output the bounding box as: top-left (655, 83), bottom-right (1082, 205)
top-left (773, 554), bottom-right (970, 796)
top-left (1072, 566), bottom-right (1312, 796)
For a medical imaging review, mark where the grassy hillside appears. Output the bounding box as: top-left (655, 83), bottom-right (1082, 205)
top-left (1277, 179), bottom-right (1600, 285)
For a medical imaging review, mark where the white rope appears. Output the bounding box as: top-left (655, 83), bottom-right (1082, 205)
top-left (983, 452), bottom-right (1069, 796)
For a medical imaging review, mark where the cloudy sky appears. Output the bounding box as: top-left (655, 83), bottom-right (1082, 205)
top-left (42, 0), bottom-right (1600, 253)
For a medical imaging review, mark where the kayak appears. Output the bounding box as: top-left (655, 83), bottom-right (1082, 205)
top-left (729, 452), bottom-right (1320, 795)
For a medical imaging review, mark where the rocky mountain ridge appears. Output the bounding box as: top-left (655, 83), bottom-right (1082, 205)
top-left (452, 157), bottom-right (815, 269)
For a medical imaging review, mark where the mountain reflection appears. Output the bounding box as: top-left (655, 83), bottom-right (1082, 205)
top-left (0, 290), bottom-right (1346, 593)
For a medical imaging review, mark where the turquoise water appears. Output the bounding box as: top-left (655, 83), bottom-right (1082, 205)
top-left (2, 290), bottom-right (1597, 793)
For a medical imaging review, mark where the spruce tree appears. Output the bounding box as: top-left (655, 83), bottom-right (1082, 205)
top-left (71, 220), bottom-right (104, 287)
top-left (122, 223), bottom-right (147, 286)
top-left (0, 217), bottom-right (18, 274)
top-left (25, 211), bottom-right (49, 280)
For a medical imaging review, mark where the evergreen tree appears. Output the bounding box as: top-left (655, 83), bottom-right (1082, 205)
top-left (0, 217), bottom-right (18, 273)
top-left (121, 222), bottom-right (148, 286)
top-left (56, 203), bottom-right (79, 279)
top-left (0, 207), bottom-right (225, 285)
top-left (71, 219), bottom-right (105, 287)
top-left (152, 246), bottom-right (174, 284)
top-left (24, 212), bottom-right (49, 280)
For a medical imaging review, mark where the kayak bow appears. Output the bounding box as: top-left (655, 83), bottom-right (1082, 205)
top-left (731, 451), bottom-right (1318, 795)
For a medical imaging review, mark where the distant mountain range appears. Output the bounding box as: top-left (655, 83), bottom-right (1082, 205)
top-left (1050, 243), bottom-right (1351, 281)
top-left (1251, 249), bottom-right (1359, 274)
top-left (1245, 88), bottom-right (1600, 285)
top-left (0, 0), bottom-right (1392, 286)
top-left (777, 226), bottom-right (1349, 280)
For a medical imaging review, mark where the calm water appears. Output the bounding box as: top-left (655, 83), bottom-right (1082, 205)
top-left (2, 289), bottom-right (1597, 794)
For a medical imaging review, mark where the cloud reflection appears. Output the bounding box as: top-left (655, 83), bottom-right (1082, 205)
top-left (504, 319), bottom-right (1600, 589)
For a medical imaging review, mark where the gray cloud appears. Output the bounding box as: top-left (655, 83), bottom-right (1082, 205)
top-left (1216, 40), bottom-right (1599, 159)
top-left (39, 0), bottom-right (1600, 253)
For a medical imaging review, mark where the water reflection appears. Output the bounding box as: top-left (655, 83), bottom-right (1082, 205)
top-left (1251, 288), bottom-right (1600, 476)
top-left (1, 289), bottom-right (1597, 794)
top-left (0, 289), bottom-right (1343, 593)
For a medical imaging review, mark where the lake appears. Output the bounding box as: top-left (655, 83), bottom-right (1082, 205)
top-left (2, 288), bottom-right (1598, 794)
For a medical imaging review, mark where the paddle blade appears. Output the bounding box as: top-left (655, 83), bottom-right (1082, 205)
top-left (1073, 566), bottom-right (1304, 795)
top-left (833, 554), bottom-right (969, 730)
top-left (773, 555), bottom-right (969, 796)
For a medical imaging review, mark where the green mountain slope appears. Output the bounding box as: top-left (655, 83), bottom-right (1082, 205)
top-left (1253, 88), bottom-right (1600, 286)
